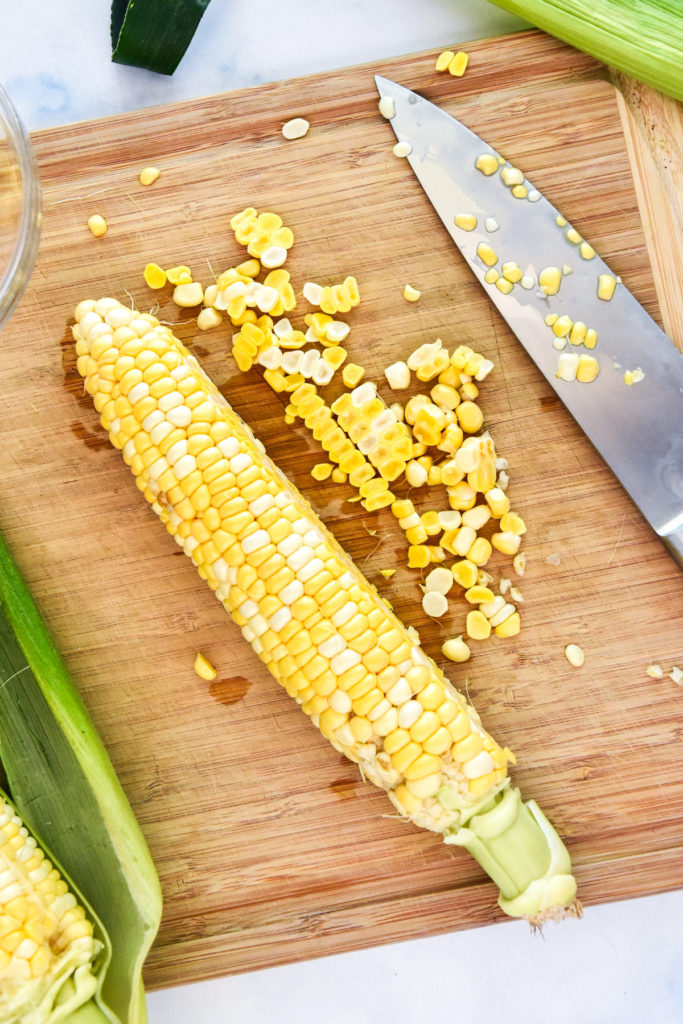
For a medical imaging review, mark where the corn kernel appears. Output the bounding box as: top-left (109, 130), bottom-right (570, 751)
top-left (435, 48), bottom-right (455, 71)
top-left (448, 50), bottom-right (469, 76)
top-left (87, 214), bottom-right (107, 237)
top-left (143, 262), bottom-right (167, 289)
top-left (194, 652), bottom-right (217, 680)
top-left (441, 636), bottom-right (471, 662)
top-left (565, 643), bottom-right (585, 667)
top-left (466, 610), bottom-right (491, 640)
top-left (403, 284), bottom-right (421, 302)
top-left (407, 545), bottom-right (430, 568)
top-left (139, 166), bottom-right (160, 185)
top-left (342, 363), bottom-right (365, 388)
top-left (494, 611), bottom-right (521, 637)
top-left (311, 462), bottom-right (333, 481)
top-left (454, 213), bottom-right (477, 231)
top-left (491, 531), bottom-right (522, 556)
top-left (475, 154), bottom-right (498, 176)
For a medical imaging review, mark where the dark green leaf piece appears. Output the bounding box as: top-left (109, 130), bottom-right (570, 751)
top-left (111, 0), bottom-right (213, 75)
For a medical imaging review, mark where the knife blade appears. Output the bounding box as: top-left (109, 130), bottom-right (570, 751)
top-left (374, 75), bottom-right (683, 568)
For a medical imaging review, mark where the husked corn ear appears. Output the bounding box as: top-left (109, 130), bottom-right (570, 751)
top-left (74, 298), bottom-right (511, 837)
top-left (0, 793), bottom-right (100, 1021)
top-left (74, 297), bottom-right (578, 923)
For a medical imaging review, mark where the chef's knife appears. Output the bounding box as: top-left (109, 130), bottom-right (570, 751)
top-left (374, 75), bottom-right (683, 568)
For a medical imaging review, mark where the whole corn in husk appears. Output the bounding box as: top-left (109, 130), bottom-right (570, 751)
top-left (0, 791), bottom-right (104, 1024)
top-left (0, 529), bottom-right (162, 1024)
top-left (72, 296), bottom-right (579, 923)
top-left (486, 0), bottom-right (683, 101)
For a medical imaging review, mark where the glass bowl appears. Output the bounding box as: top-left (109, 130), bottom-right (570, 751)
top-left (0, 83), bottom-right (42, 330)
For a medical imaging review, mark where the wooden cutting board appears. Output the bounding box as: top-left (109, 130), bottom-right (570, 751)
top-left (2, 30), bottom-right (683, 988)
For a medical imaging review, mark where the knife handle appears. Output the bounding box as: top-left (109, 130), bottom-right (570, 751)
top-left (663, 529), bottom-right (683, 571)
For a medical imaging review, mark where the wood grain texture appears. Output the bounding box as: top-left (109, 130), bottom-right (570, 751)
top-left (1, 31), bottom-right (682, 988)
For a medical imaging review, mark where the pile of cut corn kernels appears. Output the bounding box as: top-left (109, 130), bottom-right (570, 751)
top-left (141, 208), bottom-right (527, 665)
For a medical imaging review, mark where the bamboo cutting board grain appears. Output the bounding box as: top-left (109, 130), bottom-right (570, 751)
top-left (2, 30), bottom-right (683, 987)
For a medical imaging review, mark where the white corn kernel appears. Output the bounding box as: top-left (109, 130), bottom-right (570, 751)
top-left (282, 117), bottom-right (310, 140)
top-left (173, 282), bottom-right (204, 307)
top-left (565, 643), bottom-right (585, 667)
top-left (378, 95), bottom-right (396, 119)
top-left (384, 361), bottom-right (411, 390)
top-left (393, 140), bottom-right (412, 158)
top-left (422, 591), bottom-right (448, 617)
top-left (398, 700), bottom-right (423, 729)
top-left (260, 245), bottom-right (288, 269)
top-left (424, 567), bottom-right (454, 595)
top-left (303, 281), bottom-right (323, 305)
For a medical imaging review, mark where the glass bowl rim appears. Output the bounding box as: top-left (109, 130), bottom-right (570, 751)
top-left (0, 82), bottom-right (42, 331)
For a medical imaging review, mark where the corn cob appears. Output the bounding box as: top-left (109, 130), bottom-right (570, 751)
top-left (73, 297), bottom-right (578, 922)
top-left (0, 792), bottom-right (104, 1023)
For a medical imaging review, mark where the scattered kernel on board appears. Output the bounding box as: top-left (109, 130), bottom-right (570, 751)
top-left (194, 652), bottom-right (217, 680)
top-left (646, 663), bottom-right (664, 678)
top-left (393, 140), bottom-right (412, 158)
top-left (403, 284), bottom-right (421, 302)
top-left (139, 166), bottom-right (160, 186)
top-left (435, 49), bottom-right (455, 71)
top-left (564, 644), bottom-right (585, 668)
top-left (448, 51), bottom-right (469, 77)
top-left (143, 262), bottom-right (167, 289)
top-left (87, 214), bottom-right (107, 237)
top-left (282, 117), bottom-right (310, 140)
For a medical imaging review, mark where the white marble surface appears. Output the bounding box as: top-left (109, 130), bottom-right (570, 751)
top-left (2, 1), bottom-right (682, 1021)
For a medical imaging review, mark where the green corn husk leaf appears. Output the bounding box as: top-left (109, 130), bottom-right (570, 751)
top-left (486, 0), bottom-right (683, 101)
top-left (0, 529), bottom-right (162, 1024)
top-left (111, 0), bottom-right (213, 75)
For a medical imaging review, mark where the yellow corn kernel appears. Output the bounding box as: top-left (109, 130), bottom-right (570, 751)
top-left (499, 512), bottom-right (526, 536)
top-left (407, 545), bottom-right (430, 569)
top-left (342, 363), bottom-right (365, 388)
top-left (511, 184), bottom-right (528, 199)
top-left (484, 268), bottom-right (499, 284)
top-left (441, 636), bottom-right (471, 662)
top-left (448, 50), bottom-right (469, 76)
top-left (466, 610), bottom-right (491, 640)
top-left (174, 282), bottom-right (204, 308)
top-left (139, 166), bottom-right (160, 185)
top-left (464, 585), bottom-right (495, 605)
top-left (495, 278), bottom-right (514, 295)
top-left (435, 48), bottom-right (455, 71)
top-left (403, 283), bottom-right (421, 301)
top-left (447, 481), bottom-right (477, 511)
top-left (391, 499), bottom-right (415, 521)
top-left (577, 354), bottom-right (600, 383)
top-left (166, 265), bottom-right (193, 285)
top-left (143, 262), bottom-right (167, 289)
top-left (538, 266), bottom-right (562, 296)
top-left (580, 242), bottom-right (596, 260)
top-left (454, 213), bottom-right (478, 231)
top-left (476, 242), bottom-right (498, 267)
top-left (495, 611), bottom-right (521, 637)
top-left (584, 329), bottom-right (598, 350)
top-left (311, 462), bottom-right (333, 481)
top-left (455, 401), bottom-right (483, 434)
top-left (501, 261), bottom-right (523, 283)
top-left (485, 487), bottom-right (510, 517)
top-left (322, 346), bottom-right (347, 370)
top-left (491, 531), bottom-right (522, 556)
top-left (467, 536), bottom-right (492, 566)
top-left (452, 558), bottom-right (478, 589)
top-left (194, 652), bottom-right (217, 680)
top-left (87, 214), bottom-right (107, 237)
top-left (475, 153), bottom-right (499, 176)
